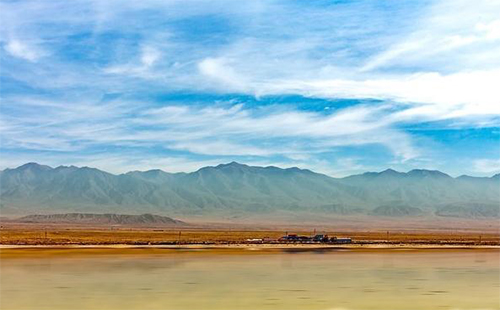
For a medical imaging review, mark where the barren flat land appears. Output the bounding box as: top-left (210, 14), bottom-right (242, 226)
top-left (1, 221), bottom-right (498, 246)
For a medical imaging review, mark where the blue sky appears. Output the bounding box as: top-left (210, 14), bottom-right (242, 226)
top-left (0, 0), bottom-right (499, 176)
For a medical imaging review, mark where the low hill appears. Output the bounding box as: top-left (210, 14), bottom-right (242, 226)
top-left (15, 213), bottom-right (186, 226)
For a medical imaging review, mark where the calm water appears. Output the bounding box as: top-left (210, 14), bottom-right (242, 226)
top-left (1, 248), bottom-right (499, 310)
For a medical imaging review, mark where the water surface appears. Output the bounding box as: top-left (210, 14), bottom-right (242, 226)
top-left (1, 248), bottom-right (499, 310)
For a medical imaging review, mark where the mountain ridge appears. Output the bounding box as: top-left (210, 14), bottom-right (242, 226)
top-left (1, 162), bottom-right (499, 219)
top-left (4, 162), bottom-right (497, 179)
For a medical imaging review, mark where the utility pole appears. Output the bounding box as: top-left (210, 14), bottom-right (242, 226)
top-left (178, 231), bottom-right (182, 244)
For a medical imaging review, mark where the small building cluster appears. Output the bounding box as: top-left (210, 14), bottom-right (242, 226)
top-left (246, 233), bottom-right (352, 244)
top-left (278, 234), bottom-right (352, 244)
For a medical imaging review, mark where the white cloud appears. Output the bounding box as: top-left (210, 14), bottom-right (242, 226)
top-left (193, 68), bottom-right (500, 128)
top-left (198, 57), bottom-right (248, 92)
top-left (4, 40), bottom-right (42, 62)
top-left (189, 0), bottom-right (500, 127)
top-left (140, 45), bottom-right (160, 67)
top-left (361, 0), bottom-right (500, 71)
top-left (286, 69), bottom-right (500, 121)
top-left (104, 45), bottom-right (162, 78)
top-left (4, 0), bottom-right (499, 126)
top-left (473, 158), bottom-right (500, 174)
top-left (476, 20), bottom-right (500, 41)
top-left (135, 103), bottom-right (417, 159)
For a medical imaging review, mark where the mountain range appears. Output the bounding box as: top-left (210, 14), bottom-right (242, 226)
top-left (0, 162), bottom-right (499, 219)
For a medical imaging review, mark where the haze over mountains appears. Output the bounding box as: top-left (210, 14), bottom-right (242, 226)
top-left (0, 162), bottom-right (499, 219)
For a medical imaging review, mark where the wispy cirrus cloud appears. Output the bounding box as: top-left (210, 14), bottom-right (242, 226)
top-left (0, 97), bottom-right (416, 159)
top-left (0, 0), bottom-right (499, 176)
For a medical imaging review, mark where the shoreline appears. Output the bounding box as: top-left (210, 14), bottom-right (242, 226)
top-left (2, 243), bottom-right (499, 259)
top-left (1, 242), bottom-right (499, 248)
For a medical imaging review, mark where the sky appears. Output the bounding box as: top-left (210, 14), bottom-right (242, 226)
top-left (0, 0), bottom-right (499, 177)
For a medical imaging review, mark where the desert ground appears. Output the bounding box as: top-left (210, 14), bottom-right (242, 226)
top-left (1, 221), bottom-right (498, 247)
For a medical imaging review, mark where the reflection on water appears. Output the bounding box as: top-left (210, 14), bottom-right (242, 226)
top-left (1, 249), bottom-right (499, 310)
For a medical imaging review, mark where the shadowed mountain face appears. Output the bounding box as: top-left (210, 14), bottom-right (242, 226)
top-left (0, 162), bottom-right (499, 219)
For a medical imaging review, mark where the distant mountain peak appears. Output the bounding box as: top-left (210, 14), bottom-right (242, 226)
top-left (140, 169), bottom-right (167, 175)
top-left (17, 162), bottom-right (52, 171)
top-left (215, 161), bottom-right (248, 169)
top-left (283, 166), bottom-right (303, 172)
top-left (407, 169), bottom-right (451, 178)
top-left (380, 168), bottom-right (401, 175)
top-left (194, 161), bottom-right (250, 174)
top-left (349, 168), bottom-right (453, 180)
top-left (361, 168), bottom-right (404, 178)
top-left (212, 162), bottom-right (316, 175)
top-left (456, 174), bottom-right (490, 180)
top-left (4, 163), bottom-right (53, 174)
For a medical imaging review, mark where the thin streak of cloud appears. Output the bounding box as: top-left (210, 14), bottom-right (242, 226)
top-left (0, 96), bottom-right (417, 161)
